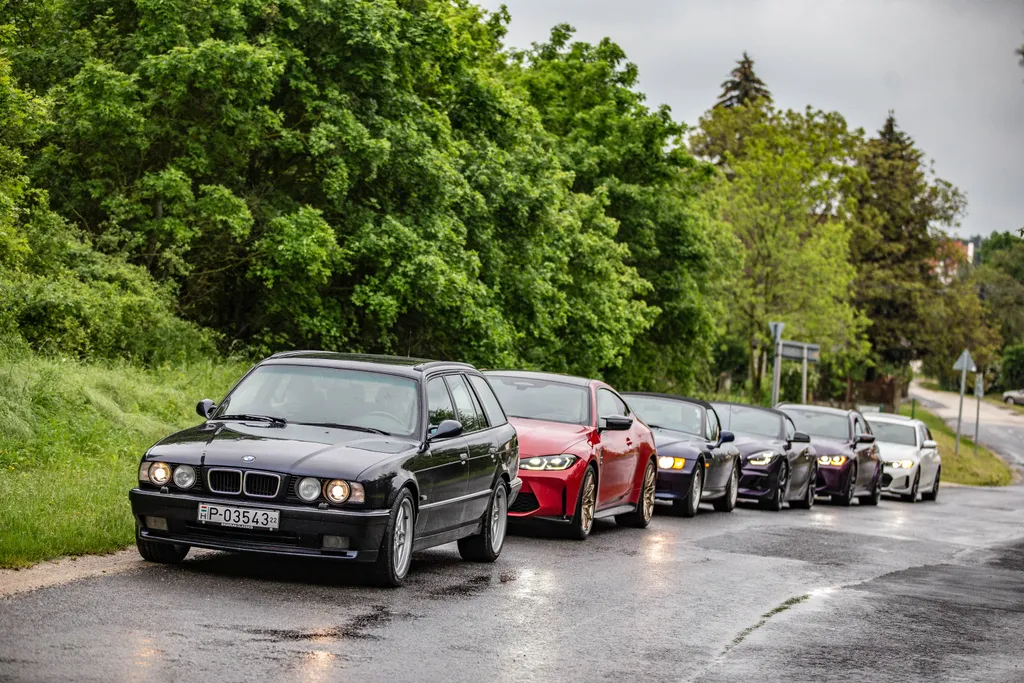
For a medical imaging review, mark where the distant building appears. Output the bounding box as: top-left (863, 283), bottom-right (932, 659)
top-left (932, 238), bottom-right (976, 285)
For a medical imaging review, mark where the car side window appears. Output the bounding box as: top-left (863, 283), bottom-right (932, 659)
top-left (597, 389), bottom-right (628, 419)
top-left (853, 417), bottom-right (864, 437)
top-left (784, 417), bottom-right (796, 441)
top-left (468, 375), bottom-right (507, 427)
top-left (445, 374), bottom-right (484, 433)
top-left (426, 378), bottom-right (456, 428)
top-left (705, 409), bottom-right (720, 441)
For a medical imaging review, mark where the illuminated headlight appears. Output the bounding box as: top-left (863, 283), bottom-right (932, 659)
top-left (149, 462), bottom-right (172, 486)
top-left (657, 456), bottom-right (687, 470)
top-left (324, 479), bottom-right (351, 504)
top-left (747, 451), bottom-right (776, 466)
top-left (172, 464), bottom-right (197, 489)
top-left (297, 476), bottom-right (321, 502)
top-left (520, 455), bottom-right (579, 471)
top-left (818, 455), bottom-right (848, 467)
top-left (887, 459), bottom-right (915, 469)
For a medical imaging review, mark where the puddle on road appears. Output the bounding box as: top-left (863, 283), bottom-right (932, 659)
top-left (214, 604), bottom-right (415, 644)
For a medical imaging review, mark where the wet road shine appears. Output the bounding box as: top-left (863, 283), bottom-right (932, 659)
top-left (3, 486), bottom-right (1024, 682)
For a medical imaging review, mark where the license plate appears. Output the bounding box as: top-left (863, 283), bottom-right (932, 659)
top-left (198, 503), bottom-right (279, 530)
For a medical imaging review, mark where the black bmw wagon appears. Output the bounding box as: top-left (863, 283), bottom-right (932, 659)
top-left (129, 352), bottom-right (521, 586)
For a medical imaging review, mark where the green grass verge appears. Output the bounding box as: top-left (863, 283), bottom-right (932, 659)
top-left (0, 353), bottom-right (247, 568)
top-left (900, 404), bottom-right (1013, 486)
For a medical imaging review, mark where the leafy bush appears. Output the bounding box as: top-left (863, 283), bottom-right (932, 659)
top-left (999, 344), bottom-right (1024, 391)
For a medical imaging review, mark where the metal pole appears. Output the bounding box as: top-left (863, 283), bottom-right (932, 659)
top-left (771, 338), bottom-right (782, 406)
top-left (955, 365), bottom-right (966, 458)
top-left (801, 345), bottom-right (808, 404)
top-left (974, 376), bottom-right (982, 459)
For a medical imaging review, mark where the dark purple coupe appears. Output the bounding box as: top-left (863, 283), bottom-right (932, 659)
top-left (711, 402), bottom-right (817, 511)
top-left (777, 404), bottom-right (883, 506)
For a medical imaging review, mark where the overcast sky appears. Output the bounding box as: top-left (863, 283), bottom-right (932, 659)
top-left (479, 0), bottom-right (1024, 238)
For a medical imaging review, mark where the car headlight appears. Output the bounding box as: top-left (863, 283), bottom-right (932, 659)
top-left (520, 455), bottom-right (579, 471)
top-left (324, 479), bottom-right (351, 504)
top-left (349, 482), bottom-right (365, 504)
top-left (297, 476), bottom-right (321, 502)
top-left (149, 462), bottom-right (172, 486)
top-left (657, 456), bottom-right (686, 470)
top-left (172, 465), bottom-right (197, 489)
top-left (886, 459), bottom-right (915, 469)
top-left (747, 451), bottom-right (776, 466)
top-left (818, 455), bottom-right (848, 467)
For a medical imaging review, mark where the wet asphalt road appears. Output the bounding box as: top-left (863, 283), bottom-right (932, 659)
top-left (3, 486), bottom-right (1024, 683)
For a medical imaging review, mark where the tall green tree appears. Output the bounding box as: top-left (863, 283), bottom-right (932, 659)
top-left (977, 231), bottom-right (1024, 348)
top-left (694, 104), bottom-right (868, 399)
top-left (716, 51), bottom-right (772, 109)
top-left (848, 113), bottom-right (965, 373)
top-left (507, 25), bottom-right (729, 390)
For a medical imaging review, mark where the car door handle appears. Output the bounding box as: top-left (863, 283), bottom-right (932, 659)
top-left (460, 452), bottom-right (469, 462)
top-left (625, 438), bottom-right (633, 446)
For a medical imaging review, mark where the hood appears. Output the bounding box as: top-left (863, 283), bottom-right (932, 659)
top-left (649, 428), bottom-right (705, 451)
top-left (145, 421), bottom-right (418, 478)
top-left (876, 442), bottom-right (920, 462)
top-left (806, 436), bottom-right (850, 456)
top-left (509, 417), bottom-right (594, 456)
top-left (731, 434), bottom-right (785, 457)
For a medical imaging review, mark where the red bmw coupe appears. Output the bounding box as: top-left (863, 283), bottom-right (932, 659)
top-left (484, 370), bottom-right (657, 540)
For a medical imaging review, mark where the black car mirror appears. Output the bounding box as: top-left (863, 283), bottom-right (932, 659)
top-left (430, 419), bottom-right (463, 441)
top-left (196, 399), bottom-right (216, 419)
top-left (600, 415), bottom-right (633, 431)
top-left (791, 431), bottom-right (811, 443)
top-left (717, 430), bottom-right (735, 446)
top-left (855, 433), bottom-right (876, 444)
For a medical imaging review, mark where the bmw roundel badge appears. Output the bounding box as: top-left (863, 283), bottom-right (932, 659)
top-left (242, 455), bottom-right (256, 463)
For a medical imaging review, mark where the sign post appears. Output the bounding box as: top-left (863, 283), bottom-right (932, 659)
top-left (952, 349), bottom-right (975, 458)
top-left (769, 322), bottom-right (784, 406)
top-left (974, 373), bottom-right (984, 460)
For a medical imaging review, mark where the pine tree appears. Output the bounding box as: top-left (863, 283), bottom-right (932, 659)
top-left (716, 52), bottom-right (772, 108)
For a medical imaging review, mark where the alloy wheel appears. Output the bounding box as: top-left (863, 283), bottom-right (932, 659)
top-left (581, 471), bottom-right (596, 534)
top-left (393, 498), bottom-right (414, 578)
top-left (490, 485), bottom-right (508, 553)
top-left (806, 469), bottom-right (816, 507)
top-left (641, 461), bottom-right (656, 523)
top-left (728, 466), bottom-right (739, 506)
top-left (690, 469), bottom-right (703, 515)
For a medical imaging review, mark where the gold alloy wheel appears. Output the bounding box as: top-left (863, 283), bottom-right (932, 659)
top-left (581, 471), bottom-right (596, 533)
top-left (642, 462), bottom-right (656, 522)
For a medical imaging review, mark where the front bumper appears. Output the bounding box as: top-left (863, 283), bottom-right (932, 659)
top-left (881, 465), bottom-right (918, 494)
top-left (738, 463), bottom-right (780, 500)
top-left (655, 468), bottom-right (697, 503)
top-left (509, 463), bottom-right (586, 521)
top-left (130, 489), bottom-right (390, 562)
top-left (816, 462), bottom-right (853, 496)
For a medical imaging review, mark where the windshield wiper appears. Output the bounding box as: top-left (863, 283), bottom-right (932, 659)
top-left (217, 414), bottom-right (288, 426)
top-left (301, 422), bottom-right (390, 436)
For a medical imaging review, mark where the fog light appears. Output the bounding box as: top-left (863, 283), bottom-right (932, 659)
top-left (145, 516), bottom-right (168, 531)
top-left (322, 535), bottom-right (349, 550)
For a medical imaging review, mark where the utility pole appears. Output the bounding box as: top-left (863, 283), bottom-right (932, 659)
top-left (801, 346), bottom-right (809, 404)
top-left (769, 322), bottom-right (784, 406)
top-left (974, 374), bottom-right (983, 459)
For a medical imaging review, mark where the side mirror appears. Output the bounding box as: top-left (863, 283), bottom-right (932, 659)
top-left (791, 431), bottom-right (811, 443)
top-left (196, 399), bottom-right (216, 419)
top-left (855, 433), bottom-right (876, 444)
top-left (923, 439), bottom-right (938, 450)
top-left (600, 415), bottom-right (633, 431)
top-left (717, 430), bottom-right (735, 446)
top-left (429, 419), bottom-right (463, 441)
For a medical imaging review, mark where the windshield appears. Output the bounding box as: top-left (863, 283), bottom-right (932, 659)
top-left (866, 421), bottom-right (917, 447)
top-left (215, 365), bottom-right (420, 437)
top-left (714, 403), bottom-right (782, 439)
top-left (486, 375), bottom-right (590, 425)
top-left (628, 396), bottom-right (703, 436)
top-left (781, 409), bottom-right (849, 441)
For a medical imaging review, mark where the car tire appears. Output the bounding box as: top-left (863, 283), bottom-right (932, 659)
top-left (922, 467), bottom-right (940, 502)
top-left (832, 464), bottom-right (857, 506)
top-left (860, 469), bottom-right (882, 506)
top-left (673, 465), bottom-right (703, 518)
top-left (372, 488), bottom-right (416, 587)
top-left (458, 479), bottom-right (508, 562)
top-left (1007, 397), bottom-right (1016, 405)
top-left (568, 465), bottom-right (598, 540)
top-left (135, 525), bottom-right (190, 564)
top-left (712, 463), bottom-right (740, 513)
top-left (790, 466), bottom-right (817, 510)
top-left (760, 462), bottom-right (788, 512)
top-left (617, 458), bottom-right (657, 528)
top-left (901, 470), bottom-right (920, 503)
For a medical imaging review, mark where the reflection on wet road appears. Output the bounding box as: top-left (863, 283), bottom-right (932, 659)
top-left (3, 486), bottom-right (1024, 682)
